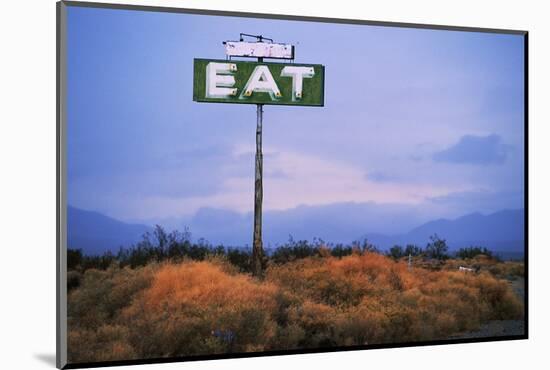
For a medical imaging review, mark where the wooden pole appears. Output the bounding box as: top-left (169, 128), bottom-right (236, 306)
top-left (252, 102), bottom-right (264, 277)
top-left (252, 53), bottom-right (265, 278)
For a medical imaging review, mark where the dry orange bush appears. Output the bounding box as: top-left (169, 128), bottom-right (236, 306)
top-left (68, 324), bottom-right (136, 362)
top-left (444, 257), bottom-right (524, 280)
top-left (120, 261), bottom-right (279, 357)
top-left (67, 254), bottom-right (524, 363)
top-left (267, 253), bottom-right (523, 343)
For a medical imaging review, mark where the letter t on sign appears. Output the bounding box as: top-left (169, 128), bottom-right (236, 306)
top-left (280, 66), bottom-right (315, 100)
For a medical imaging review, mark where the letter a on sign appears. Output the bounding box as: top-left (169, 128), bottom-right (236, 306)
top-left (242, 66), bottom-right (281, 99)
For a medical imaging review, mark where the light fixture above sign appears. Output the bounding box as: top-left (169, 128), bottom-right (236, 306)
top-left (223, 41), bottom-right (295, 59)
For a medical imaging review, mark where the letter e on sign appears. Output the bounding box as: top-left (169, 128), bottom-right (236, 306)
top-left (206, 62), bottom-right (238, 98)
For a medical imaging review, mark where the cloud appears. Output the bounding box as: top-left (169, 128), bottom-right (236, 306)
top-left (265, 169), bottom-right (291, 179)
top-left (366, 171), bottom-right (406, 183)
top-left (433, 134), bottom-right (511, 165)
top-left (409, 154), bottom-right (424, 162)
top-left (105, 145), bottom-right (457, 221)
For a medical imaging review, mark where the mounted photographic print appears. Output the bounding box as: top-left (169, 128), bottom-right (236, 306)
top-left (56, 1), bottom-right (528, 368)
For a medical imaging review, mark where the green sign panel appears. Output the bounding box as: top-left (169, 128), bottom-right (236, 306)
top-left (193, 58), bottom-right (325, 106)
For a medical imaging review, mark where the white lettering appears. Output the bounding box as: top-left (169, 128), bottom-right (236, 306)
top-left (280, 66), bottom-right (315, 100)
top-left (206, 62), bottom-right (238, 98)
top-left (241, 65), bottom-right (281, 99)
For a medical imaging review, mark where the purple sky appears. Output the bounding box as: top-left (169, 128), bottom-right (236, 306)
top-left (66, 6), bottom-right (524, 237)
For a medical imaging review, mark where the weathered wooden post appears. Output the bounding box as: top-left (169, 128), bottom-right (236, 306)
top-left (252, 102), bottom-right (264, 277)
top-left (252, 49), bottom-right (265, 278)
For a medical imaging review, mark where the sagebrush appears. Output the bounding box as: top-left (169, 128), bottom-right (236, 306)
top-left (68, 253), bottom-right (523, 363)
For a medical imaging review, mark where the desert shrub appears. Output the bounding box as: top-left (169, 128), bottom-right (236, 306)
top-left (474, 272), bottom-right (523, 319)
top-left (67, 253), bottom-right (525, 363)
top-left (68, 325), bottom-right (136, 363)
top-left (334, 299), bottom-right (388, 345)
top-left (456, 246), bottom-right (494, 259)
top-left (268, 257), bottom-right (367, 307)
top-left (387, 245), bottom-right (405, 260)
top-left (269, 253), bottom-right (523, 344)
top-left (120, 261), bottom-right (279, 357)
top-left (471, 254), bottom-right (498, 268)
top-left (270, 323), bottom-right (306, 349)
top-left (285, 300), bottom-right (337, 347)
top-left (271, 290), bottom-right (300, 326)
top-left (269, 254), bottom-right (411, 306)
top-left (404, 244), bottom-right (424, 257)
top-left (388, 268), bottom-right (405, 291)
top-left (488, 261), bottom-right (525, 279)
top-left (435, 312), bottom-right (458, 336)
top-left (262, 290), bottom-right (307, 349)
top-left (68, 268), bottom-right (113, 328)
top-left (505, 262), bottom-right (525, 278)
top-left (67, 270), bottom-right (82, 291)
top-left (330, 244), bottom-right (353, 258)
top-left (225, 248), bottom-right (251, 272)
top-left (425, 234), bottom-right (448, 260)
top-left (316, 246), bottom-right (331, 258)
top-left (419, 273), bottom-right (484, 333)
top-left (354, 239), bottom-right (380, 254)
top-left (443, 256), bottom-right (524, 280)
top-left (68, 264), bottom-right (155, 329)
top-left (67, 249), bottom-right (83, 270)
top-left (271, 238), bottom-right (320, 264)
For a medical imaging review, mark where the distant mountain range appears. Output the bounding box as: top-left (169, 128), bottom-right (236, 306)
top-left (67, 206), bottom-right (151, 255)
top-left (67, 205), bottom-right (525, 258)
top-left (361, 209), bottom-right (525, 256)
